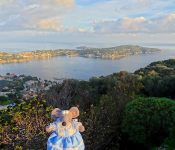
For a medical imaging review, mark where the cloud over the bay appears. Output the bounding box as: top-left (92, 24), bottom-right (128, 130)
top-left (93, 13), bottom-right (175, 33)
top-left (0, 0), bottom-right (175, 47)
top-left (0, 0), bottom-right (75, 31)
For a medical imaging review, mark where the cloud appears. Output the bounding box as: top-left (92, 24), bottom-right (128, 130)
top-left (121, 17), bottom-right (146, 31)
top-left (76, 0), bottom-right (110, 6)
top-left (93, 17), bottom-right (147, 33)
top-left (93, 13), bottom-right (175, 33)
top-left (0, 0), bottom-right (14, 6)
top-left (0, 0), bottom-right (76, 31)
top-left (36, 18), bottom-right (63, 31)
top-left (0, 0), bottom-right (175, 49)
top-left (55, 0), bottom-right (75, 7)
top-left (0, 0), bottom-right (175, 35)
top-left (167, 13), bottom-right (175, 21)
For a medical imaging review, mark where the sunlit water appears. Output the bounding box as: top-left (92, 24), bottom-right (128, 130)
top-left (0, 47), bottom-right (175, 80)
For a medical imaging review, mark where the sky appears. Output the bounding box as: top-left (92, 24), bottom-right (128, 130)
top-left (0, 0), bottom-right (175, 50)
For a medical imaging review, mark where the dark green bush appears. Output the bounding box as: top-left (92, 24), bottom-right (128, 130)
top-left (122, 97), bottom-right (175, 149)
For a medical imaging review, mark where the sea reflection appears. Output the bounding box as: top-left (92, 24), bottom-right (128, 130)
top-left (0, 49), bottom-right (175, 80)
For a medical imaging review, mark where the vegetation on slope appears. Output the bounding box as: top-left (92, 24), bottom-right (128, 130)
top-left (78, 45), bottom-right (160, 59)
top-left (135, 59), bottom-right (175, 98)
top-left (1, 59), bottom-right (175, 150)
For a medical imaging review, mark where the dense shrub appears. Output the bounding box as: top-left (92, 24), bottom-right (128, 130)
top-left (122, 97), bottom-right (175, 149)
top-left (135, 59), bottom-right (175, 98)
top-left (0, 71), bottom-right (143, 149)
top-left (1, 59), bottom-right (175, 149)
top-left (80, 72), bottom-right (142, 150)
top-left (0, 97), bottom-right (53, 149)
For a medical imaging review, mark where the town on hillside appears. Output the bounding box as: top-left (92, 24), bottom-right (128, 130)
top-left (0, 45), bottom-right (161, 64)
top-left (0, 73), bottom-right (56, 109)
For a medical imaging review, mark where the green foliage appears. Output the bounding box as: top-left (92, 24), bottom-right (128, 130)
top-left (2, 59), bottom-right (175, 149)
top-left (156, 127), bottom-right (175, 150)
top-left (0, 97), bottom-right (53, 149)
top-left (0, 96), bottom-right (8, 101)
top-left (135, 59), bottom-right (175, 77)
top-left (0, 64), bottom-right (165, 150)
top-left (81, 72), bottom-right (142, 149)
top-left (0, 97), bottom-right (12, 105)
top-left (45, 71), bottom-right (142, 109)
top-left (81, 95), bottom-right (119, 149)
top-left (135, 59), bottom-right (175, 98)
top-left (122, 97), bottom-right (175, 149)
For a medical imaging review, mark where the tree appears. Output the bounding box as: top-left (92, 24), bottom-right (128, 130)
top-left (122, 97), bottom-right (175, 149)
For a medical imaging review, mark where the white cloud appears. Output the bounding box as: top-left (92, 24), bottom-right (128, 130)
top-left (121, 17), bottom-right (146, 31)
top-left (0, 0), bottom-right (75, 31)
top-left (0, 0), bottom-right (175, 48)
top-left (0, 0), bottom-right (174, 33)
top-left (55, 0), bottom-right (75, 7)
top-left (24, 4), bottom-right (40, 11)
top-left (0, 0), bottom-right (14, 6)
top-left (36, 18), bottom-right (64, 31)
top-left (167, 13), bottom-right (175, 21)
top-left (93, 13), bottom-right (175, 33)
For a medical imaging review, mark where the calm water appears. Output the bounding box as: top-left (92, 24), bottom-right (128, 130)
top-left (0, 48), bottom-right (175, 80)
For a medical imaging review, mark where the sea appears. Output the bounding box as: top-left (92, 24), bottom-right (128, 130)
top-left (0, 44), bottom-right (175, 80)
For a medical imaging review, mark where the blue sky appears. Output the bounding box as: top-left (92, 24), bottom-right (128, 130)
top-left (0, 0), bottom-right (175, 49)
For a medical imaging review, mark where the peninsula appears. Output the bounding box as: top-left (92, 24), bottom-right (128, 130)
top-left (0, 45), bottom-right (161, 64)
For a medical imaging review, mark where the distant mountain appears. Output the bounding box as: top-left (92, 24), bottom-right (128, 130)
top-left (0, 45), bottom-right (161, 64)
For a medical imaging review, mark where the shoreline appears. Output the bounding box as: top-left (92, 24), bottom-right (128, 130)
top-left (0, 45), bottom-right (161, 65)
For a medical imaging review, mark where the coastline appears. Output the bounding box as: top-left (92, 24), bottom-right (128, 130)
top-left (0, 45), bottom-right (161, 64)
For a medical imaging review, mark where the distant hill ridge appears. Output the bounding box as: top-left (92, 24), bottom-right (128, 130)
top-left (0, 45), bottom-right (161, 64)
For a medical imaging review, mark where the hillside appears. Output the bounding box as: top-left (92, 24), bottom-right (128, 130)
top-left (78, 45), bottom-right (160, 59)
top-left (135, 59), bottom-right (175, 98)
top-left (0, 49), bottom-right (78, 64)
top-left (135, 59), bottom-right (175, 77)
top-left (1, 59), bottom-right (175, 150)
top-left (0, 45), bottom-right (160, 64)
